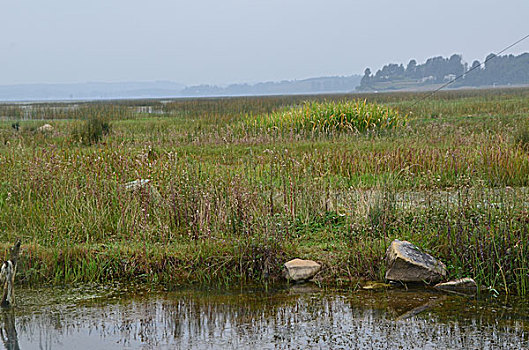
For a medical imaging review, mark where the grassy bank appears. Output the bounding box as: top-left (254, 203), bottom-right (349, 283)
top-left (1, 88), bottom-right (529, 294)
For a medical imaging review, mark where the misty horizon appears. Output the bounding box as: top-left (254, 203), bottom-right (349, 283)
top-left (2, 0), bottom-right (529, 87)
top-left (0, 49), bottom-right (526, 89)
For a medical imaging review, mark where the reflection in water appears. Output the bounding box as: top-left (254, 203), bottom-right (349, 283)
top-left (2, 286), bottom-right (529, 349)
top-left (0, 311), bottom-right (19, 350)
top-left (395, 295), bottom-right (447, 321)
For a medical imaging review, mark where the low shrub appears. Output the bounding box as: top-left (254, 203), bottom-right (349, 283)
top-left (73, 115), bottom-right (111, 145)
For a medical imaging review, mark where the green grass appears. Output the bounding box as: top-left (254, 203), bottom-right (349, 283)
top-left (0, 88), bottom-right (529, 293)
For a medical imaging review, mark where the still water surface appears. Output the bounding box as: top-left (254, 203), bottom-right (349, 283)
top-left (1, 284), bottom-right (528, 349)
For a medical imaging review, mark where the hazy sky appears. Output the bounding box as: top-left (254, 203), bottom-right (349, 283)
top-left (2, 0), bottom-right (528, 85)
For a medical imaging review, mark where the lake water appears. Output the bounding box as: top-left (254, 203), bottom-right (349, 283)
top-left (2, 283), bottom-right (528, 349)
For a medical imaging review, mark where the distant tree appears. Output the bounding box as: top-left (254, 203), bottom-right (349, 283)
top-left (406, 59), bottom-right (417, 78)
top-left (481, 53), bottom-right (499, 85)
top-left (448, 54), bottom-right (465, 77)
top-left (357, 52), bottom-right (529, 91)
top-left (375, 63), bottom-right (405, 81)
top-left (485, 53), bottom-right (497, 68)
top-left (360, 68), bottom-right (372, 87)
top-left (460, 60), bottom-right (483, 86)
top-left (421, 56), bottom-right (443, 82)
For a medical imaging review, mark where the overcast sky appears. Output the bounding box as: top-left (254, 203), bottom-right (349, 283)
top-left (1, 0), bottom-right (528, 86)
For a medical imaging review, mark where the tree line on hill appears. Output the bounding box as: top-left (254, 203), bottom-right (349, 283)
top-left (180, 75), bottom-right (361, 96)
top-left (358, 52), bottom-right (529, 91)
top-left (0, 76), bottom-right (362, 101)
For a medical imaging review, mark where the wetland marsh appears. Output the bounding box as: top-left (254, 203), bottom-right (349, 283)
top-left (0, 88), bottom-right (529, 294)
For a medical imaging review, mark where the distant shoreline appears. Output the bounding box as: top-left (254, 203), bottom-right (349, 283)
top-left (2, 83), bottom-right (529, 105)
top-left (0, 75), bottom-right (361, 103)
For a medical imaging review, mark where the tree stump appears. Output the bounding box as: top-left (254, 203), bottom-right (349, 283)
top-left (1, 240), bottom-right (21, 308)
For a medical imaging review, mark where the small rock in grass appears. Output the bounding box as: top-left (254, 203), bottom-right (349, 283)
top-left (385, 239), bottom-right (447, 284)
top-left (37, 124), bottom-right (53, 132)
top-left (123, 179), bottom-right (162, 203)
top-left (124, 179), bottom-right (151, 191)
top-left (434, 278), bottom-right (477, 294)
top-left (283, 258), bottom-right (321, 282)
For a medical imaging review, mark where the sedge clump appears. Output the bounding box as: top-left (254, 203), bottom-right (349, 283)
top-left (251, 100), bottom-right (406, 134)
top-left (73, 115), bottom-right (111, 145)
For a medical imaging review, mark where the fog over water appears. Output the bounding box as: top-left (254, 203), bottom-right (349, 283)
top-left (1, 0), bottom-right (529, 86)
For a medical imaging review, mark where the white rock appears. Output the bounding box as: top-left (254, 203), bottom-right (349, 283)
top-left (124, 179), bottom-right (151, 191)
top-left (283, 258), bottom-right (321, 282)
top-left (434, 277), bottom-right (477, 293)
top-left (38, 124), bottom-right (53, 132)
top-left (123, 179), bottom-right (162, 203)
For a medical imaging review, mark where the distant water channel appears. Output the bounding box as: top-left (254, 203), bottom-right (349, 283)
top-left (2, 284), bottom-right (528, 349)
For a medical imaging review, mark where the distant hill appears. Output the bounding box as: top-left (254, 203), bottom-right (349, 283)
top-left (181, 75), bottom-right (361, 97)
top-left (358, 53), bottom-right (529, 91)
top-left (3, 52), bottom-right (527, 101)
top-left (0, 75), bottom-right (362, 102)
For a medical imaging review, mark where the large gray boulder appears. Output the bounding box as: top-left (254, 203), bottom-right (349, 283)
top-left (385, 240), bottom-right (447, 283)
top-left (283, 259), bottom-right (321, 282)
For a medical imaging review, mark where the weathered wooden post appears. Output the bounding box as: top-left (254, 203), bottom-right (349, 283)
top-left (1, 240), bottom-right (21, 308)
